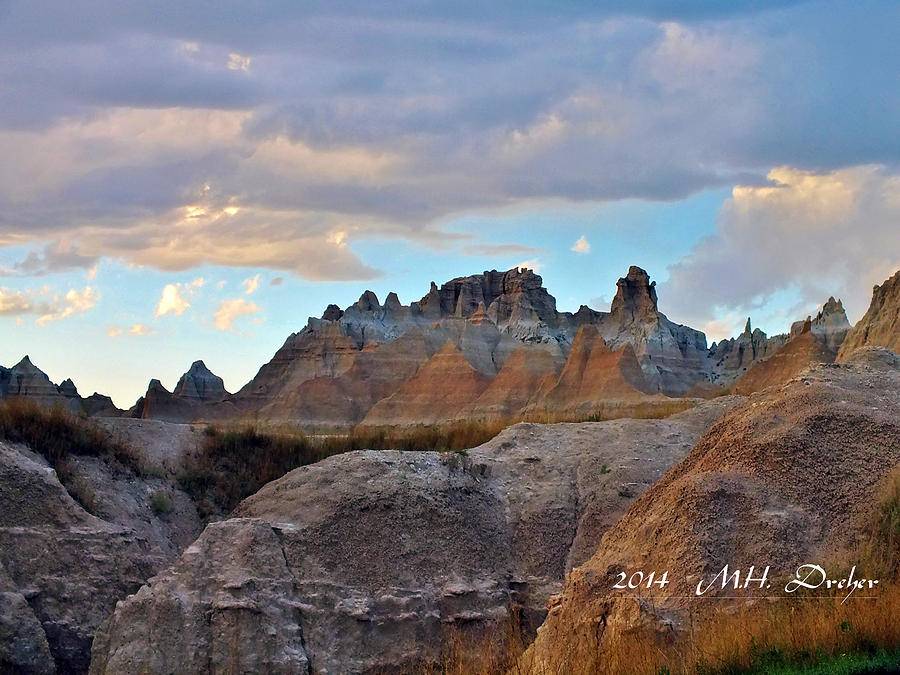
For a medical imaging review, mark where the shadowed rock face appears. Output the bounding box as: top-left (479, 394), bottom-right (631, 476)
top-left (518, 350), bottom-right (900, 674)
top-left (129, 361), bottom-right (236, 423)
top-left (172, 360), bottom-right (228, 402)
top-left (89, 397), bottom-right (741, 675)
top-left (0, 440), bottom-right (200, 674)
top-left (838, 270), bottom-right (900, 361)
top-left (0, 356), bottom-right (121, 417)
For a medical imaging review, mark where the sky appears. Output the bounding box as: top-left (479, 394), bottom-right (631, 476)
top-left (0, 0), bottom-right (897, 407)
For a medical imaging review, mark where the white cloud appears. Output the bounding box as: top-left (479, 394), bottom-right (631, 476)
top-left (0, 288), bottom-right (34, 316)
top-left (571, 235), bottom-right (590, 254)
top-left (242, 274), bottom-right (260, 295)
top-left (515, 258), bottom-right (543, 273)
top-left (86, 264), bottom-right (98, 280)
top-left (36, 286), bottom-right (99, 325)
top-left (155, 283), bottom-right (190, 318)
top-left (664, 165), bottom-right (900, 328)
top-left (227, 53), bottom-right (251, 72)
top-left (128, 323), bottom-right (153, 335)
top-left (106, 324), bottom-right (123, 337)
top-left (154, 278), bottom-right (204, 318)
top-left (214, 298), bottom-right (261, 331)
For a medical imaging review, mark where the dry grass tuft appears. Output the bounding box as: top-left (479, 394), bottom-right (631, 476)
top-left (0, 397), bottom-right (141, 513)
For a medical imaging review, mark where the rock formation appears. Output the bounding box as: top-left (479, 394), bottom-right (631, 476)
top-left (129, 361), bottom-right (234, 423)
top-left (518, 348), bottom-right (900, 673)
top-left (89, 397), bottom-right (741, 674)
top-left (0, 435), bottom-right (201, 673)
top-left (790, 296), bottom-right (850, 351)
top-left (361, 340), bottom-right (492, 425)
top-left (531, 325), bottom-right (655, 416)
top-left (838, 269), bottom-right (900, 361)
top-left (0, 356), bottom-right (121, 416)
top-left (707, 318), bottom-right (789, 385)
top-left (733, 316), bottom-right (837, 395)
top-left (133, 266), bottom-right (727, 426)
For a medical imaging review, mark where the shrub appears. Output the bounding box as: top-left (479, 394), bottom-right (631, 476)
top-left (149, 489), bottom-right (174, 515)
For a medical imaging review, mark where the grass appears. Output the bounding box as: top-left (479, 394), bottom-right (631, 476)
top-left (0, 398), bottom-right (141, 513)
top-left (178, 420), bottom-right (509, 518)
top-left (179, 400), bottom-right (700, 519)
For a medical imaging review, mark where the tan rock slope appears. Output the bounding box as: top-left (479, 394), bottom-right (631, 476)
top-left (88, 397), bottom-right (741, 674)
top-left (732, 316), bottom-right (836, 395)
top-left (361, 339), bottom-right (492, 425)
top-left (838, 269), bottom-right (900, 360)
top-left (519, 348), bottom-right (900, 674)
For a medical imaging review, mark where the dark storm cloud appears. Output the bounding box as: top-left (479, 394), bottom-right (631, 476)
top-left (0, 0), bottom-right (896, 281)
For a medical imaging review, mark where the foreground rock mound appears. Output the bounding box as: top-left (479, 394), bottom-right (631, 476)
top-left (89, 398), bottom-right (741, 674)
top-left (519, 348), bottom-right (900, 674)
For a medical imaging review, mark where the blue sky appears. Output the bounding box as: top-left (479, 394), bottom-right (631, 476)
top-left (0, 1), bottom-right (897, 407)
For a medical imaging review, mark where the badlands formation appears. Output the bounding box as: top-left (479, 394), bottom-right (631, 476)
top-left (0, 266), bottom-right (898, 674)
top-left (0, 265), bottom-right (853, 427)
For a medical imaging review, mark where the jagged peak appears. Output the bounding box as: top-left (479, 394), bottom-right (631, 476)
top-left (744, 317), bottom-right (752, 334)
top-left (356, 290), bottom-right (380, 312)
top-left (322, 304), bottom-right (344, 321)
top-left (610, 265), bottom-right (658, 318)
top-left (384, 292), bottom-right (402, 311)
top-left (147, 378), bottom-right (169, 393)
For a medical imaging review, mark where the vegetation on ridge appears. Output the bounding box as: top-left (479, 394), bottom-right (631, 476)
top-left (0, 398), bottom-right (142, 513)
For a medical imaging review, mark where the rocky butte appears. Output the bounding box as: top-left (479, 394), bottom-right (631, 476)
top-left (119, 265), bottom-right (849, 427)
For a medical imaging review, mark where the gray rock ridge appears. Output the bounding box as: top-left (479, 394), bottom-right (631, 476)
top-left (707, 317), bottom-right (789, 386)
top-left (790, 296), bottom-right (851, 351)
top-left (90, 397), bottom-right (742, 674)
top-left (129, 361), bottom-right (237, 422)
top-left (0, 356), bottom-right (122, 417)
top-left (172, 360), bottom-right (229, 402)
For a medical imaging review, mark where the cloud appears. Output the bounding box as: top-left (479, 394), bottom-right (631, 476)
top-left (227, 53), bottom-right (251, 72)
top-left (36, 286), bottom-right (99, 324)
top-left (128, 323), bottom-right (152, 335)
top-left (0, 242), bottom-right (99, 276)
top-left (154, 279), bottom-right (203, 318)
top-left (270, 276), bottom-right (283, 286)
top-left (463, 243), bottom-right (541, 257)
top-left (515, 258), bottom-right (542, 273)
top-left (571, 235), bottom-right (590, 253)
top-left (241, 273), bottom-right (260, 295)
top-left (107, 322), bottom-right (154, 336)
top-left (0, 288), bottom-right (36, 316)
top-left (0, 3), bottom-right (896, 281)
top-left (663, 165), bottom-right (900, 327)
top-left (213, 297), bottom-right (261, 331)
